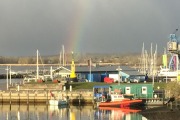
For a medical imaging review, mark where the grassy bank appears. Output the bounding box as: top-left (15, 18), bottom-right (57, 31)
top-left (25, 81), bottom-right (167, 90)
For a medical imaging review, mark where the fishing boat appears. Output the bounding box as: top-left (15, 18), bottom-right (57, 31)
top-left (97, 94), bottom-right (142, 108)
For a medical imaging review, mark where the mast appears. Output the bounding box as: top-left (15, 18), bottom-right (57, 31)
top-left (62, 45), bottom-right (65, 66)
top-left (150, 43), bottom-right (153, 76)
top-left (36, 49), bottom-right (39, 82)
top-left (141, 43), bottom-right (145, 74)
top-left (59, 50), bottom-right (62, 67)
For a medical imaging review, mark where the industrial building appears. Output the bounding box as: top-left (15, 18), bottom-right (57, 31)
top-left (53, 65), bottom-right (145, 82)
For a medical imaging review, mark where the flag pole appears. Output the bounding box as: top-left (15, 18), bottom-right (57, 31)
top-left (89, 58), bottom-right (91, 82)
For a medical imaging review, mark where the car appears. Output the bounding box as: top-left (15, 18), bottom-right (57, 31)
top-left (129, 75), bottom-right (145, 83)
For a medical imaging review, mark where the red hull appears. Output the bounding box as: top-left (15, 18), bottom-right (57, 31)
top-left (98, 99), bottom-right (142, 107)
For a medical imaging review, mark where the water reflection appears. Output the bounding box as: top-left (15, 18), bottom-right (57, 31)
top-left (0, 104), bottom-right (147, 120)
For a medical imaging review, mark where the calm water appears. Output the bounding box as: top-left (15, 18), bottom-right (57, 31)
top-left (0, 79), bottom-right (23, 91)
top-left (0, 104), bottom-right (147, 120)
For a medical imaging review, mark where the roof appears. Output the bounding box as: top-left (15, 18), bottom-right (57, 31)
top-left (63, 65), bottom-right (137, 72)
top-left (93, 85), bottom-right (110, 88)
top-left (124, 70), bottom-right (144, 76)
top-left (54, 65), bottom-right (144, 76)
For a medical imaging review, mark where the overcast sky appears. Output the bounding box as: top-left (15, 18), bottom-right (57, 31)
top-left (0, 0), bottom-right (180, 56)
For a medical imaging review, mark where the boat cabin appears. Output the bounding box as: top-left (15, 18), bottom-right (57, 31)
top-left (111, 94), bottom-right (126, 102)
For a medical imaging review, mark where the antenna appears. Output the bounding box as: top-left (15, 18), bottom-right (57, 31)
top-left (173, 25), bottom-right (180, 34)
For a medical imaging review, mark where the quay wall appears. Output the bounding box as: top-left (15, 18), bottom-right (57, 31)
top-left (0, 90), bottom-right (94, 105)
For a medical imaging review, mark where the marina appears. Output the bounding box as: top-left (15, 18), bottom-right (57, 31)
top-left (0, 34), bottom-right (179, 119)
top-left (0, 79), bottom-right (178, 107)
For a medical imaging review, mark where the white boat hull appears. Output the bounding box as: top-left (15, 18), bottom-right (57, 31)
top-left (158, 71), bottom-right (177, 77)
top-left (49, 99), bottom-right (67, 106)
top-left (157, 68), bottom-right (177, 77)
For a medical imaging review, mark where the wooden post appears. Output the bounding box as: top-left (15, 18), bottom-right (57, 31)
top-left (79, 93), bottom-right (81, 105)
top-left (18, 91), bottom-right (20, 105)
top-left (1, 92), bottom-right (2, 104)
top-left (35, 91), bottom-right (37, 103)
top-left (9, 91), bottom-right (11, 105)
top-left (27, 90), bottom-right (29, 105)
top-left (46, 90), bottom-right (48, 105)
top-left (170, 102), bottom-right (173, 111)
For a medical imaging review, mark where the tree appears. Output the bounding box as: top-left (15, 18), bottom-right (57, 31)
top-left (165, 81), bottom-right (180, 99)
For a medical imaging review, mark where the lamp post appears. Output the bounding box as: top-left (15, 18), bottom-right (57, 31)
top-left (116, 66), bottom-right (122, 86)
top-left (6, 66), bottom-right (9, 90)
top-left (157, 86), bottom-right (160, 98)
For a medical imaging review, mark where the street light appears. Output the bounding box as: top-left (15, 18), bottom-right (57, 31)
top-left (116, 66), bottom-right (122, 85)
top-left (157, 86), bottom-right (160, 98)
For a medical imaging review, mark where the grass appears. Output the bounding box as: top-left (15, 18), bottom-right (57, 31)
top-left (153, 82), bottom-right (166, 90)
top-left (25, 81), bottom-right (167, 90)
top-left (68, 82), bottom-right (113, 90)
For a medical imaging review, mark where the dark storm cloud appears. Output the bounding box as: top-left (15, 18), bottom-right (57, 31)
top-left (0, 0), bottom-right (180, 56)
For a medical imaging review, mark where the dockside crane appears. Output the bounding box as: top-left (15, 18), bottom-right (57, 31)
top-left (167, 26), bottom-right (180, 80)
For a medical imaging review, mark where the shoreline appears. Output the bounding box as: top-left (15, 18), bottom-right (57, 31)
top-left (140, 106), bottom-right (180, 120)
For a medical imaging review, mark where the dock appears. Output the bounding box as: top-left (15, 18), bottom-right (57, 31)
top-left (0, 83), bottom-right (94, 105)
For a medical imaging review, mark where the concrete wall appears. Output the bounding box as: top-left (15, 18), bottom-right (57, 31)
top-left (0, 90), bottom-right (94, 104)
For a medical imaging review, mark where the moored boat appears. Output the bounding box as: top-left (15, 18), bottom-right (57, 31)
top-left (49, 99), bottom-right (67, 106)
top-left (97, 94), bottom-right (142, 108)
top-left (49, 91), bottom-right (68, 106)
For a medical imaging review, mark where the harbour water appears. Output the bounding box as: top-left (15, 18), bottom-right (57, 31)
top-left (0, 104), bottom-right (147, 120)
top-left (0, 79), bottom-right (148, 120)
top-left (0, 79), bottom-right (23, 91)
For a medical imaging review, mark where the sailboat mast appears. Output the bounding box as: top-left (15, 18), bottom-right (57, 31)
top-left (150, 43), bottom-right (153, 76)
top-left (62, 45), bottom-right (65, 66)
top-left (59, 51), bottom-right (62, 67)
top-left (36, 49), bottom-right (39, 82)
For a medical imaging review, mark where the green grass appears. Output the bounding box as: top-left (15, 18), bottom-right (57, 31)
top-left (25, 81), bottom-right (167, 90)
top-left (153, 82), bottom-right (167, 90)
top-left (68, 82), bottom-right (114, 90)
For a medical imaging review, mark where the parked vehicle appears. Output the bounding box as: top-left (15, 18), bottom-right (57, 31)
top-left (129, 75), bottom-right (146, 83)
top-left (104, 77), bottom-right (114, 83)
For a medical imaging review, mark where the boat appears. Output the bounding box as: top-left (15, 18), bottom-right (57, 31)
top-left (49, 91), bottom-right (68, 106)
top-left (97, 94), bottom-right (142, 108)
top-left (157, 68), bottom-right (177, 77)
top-left (23, 75), bottom-right (36, 83)
top-left (49, 99), bottom-right (67, 106)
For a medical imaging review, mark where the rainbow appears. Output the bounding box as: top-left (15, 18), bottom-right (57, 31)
top-left (66, 1), bottom-right (92, 53)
